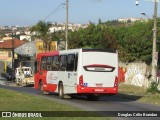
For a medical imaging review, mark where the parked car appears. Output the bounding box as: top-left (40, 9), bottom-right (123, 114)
top-left (0, 72), bottom-right (15, 81)
top-left (0, 73), bottom-right (8, 79)
top-left (0, 76), bottom-right (9, 85)
top-left (7, 72), bottom-right (16, 81)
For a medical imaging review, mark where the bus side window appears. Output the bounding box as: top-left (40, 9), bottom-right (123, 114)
top-left (41, 57), bottom-right (47, 70)
top-left (59, 55), bottom-right (67, 71)
top-left (52, 56), bottom-right (59, 71)
top-left (46, 56), bottom-right (52, 70)
top-left (67, 54), bottom-right (75, 71)
top-left (74, 53), bottom-right (78, 71)
top-left (34, 61), bottom-right (38, 73)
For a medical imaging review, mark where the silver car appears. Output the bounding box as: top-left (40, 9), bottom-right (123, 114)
top-left (0, 77), bottom-right (9, 85)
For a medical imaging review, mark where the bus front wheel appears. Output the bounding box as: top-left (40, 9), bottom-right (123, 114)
top-left (58, 83), bottom-right (64, 99)
top-left (39, 81), bottom-right (49, 95)
top-left (39, 81), bottom-right (43, 91)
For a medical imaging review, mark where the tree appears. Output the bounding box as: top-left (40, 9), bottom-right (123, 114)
top-left (30, 20), bottom-right (52, 51)
top-left (54, 19), bottom-right (160, 65)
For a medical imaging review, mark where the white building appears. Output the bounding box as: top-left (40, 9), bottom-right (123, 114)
top-left (49, 26), bottom-right (65, 33)
top-left (118, 18), bottom-right (145, 23)
top-left (49, 23), bottom-right (88, 33)
top-left (20, 35), bottom-right (31, 41)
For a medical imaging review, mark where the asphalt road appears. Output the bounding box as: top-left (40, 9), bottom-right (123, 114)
top-left (0, 82), bottom-right (160, 120)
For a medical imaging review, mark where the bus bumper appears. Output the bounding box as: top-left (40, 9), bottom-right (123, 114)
top-left (77, 85), bottom-right (118, 94)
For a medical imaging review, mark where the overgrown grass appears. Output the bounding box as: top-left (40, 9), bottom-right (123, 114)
top-left (118, 83), bottom-right (160, 105)
top-left (0, 88), bottom-right (110, 120)
top-left (0, 88), bottom-right (78, 111)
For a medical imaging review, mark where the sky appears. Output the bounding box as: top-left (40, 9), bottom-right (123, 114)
top-left (0, 0), bottom-right (159, 26)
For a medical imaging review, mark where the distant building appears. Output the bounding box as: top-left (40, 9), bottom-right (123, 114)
top-left (35, 40), bottom-right (57, 53)
top-left (49, 26), bottom-right (65, 33)
top-left (49, 22), bottom-right (88, 33)
top-left (0, 38), bottom-right (28, 51)
top-left (118, 18), bottom-right (145, 23)
top-left (0, 39), bottom-right (28, 71)
top-left (2, 37), bottom-right (12, 41)
top-left (20, 35), bottom-right (31, 41)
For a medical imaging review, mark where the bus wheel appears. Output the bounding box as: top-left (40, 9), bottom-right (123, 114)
top-left (59, 83), bottom-right (64, 99)
top-left (87, 95), bottom-right (99, 101)
top-left (39, 81), bottom-right (49, 95)
top-left (39, 81), bottom-right (43, 91)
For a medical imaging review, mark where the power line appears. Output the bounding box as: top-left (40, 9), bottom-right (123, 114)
top-left (69, 0), bottom-right (112, 7)
top-left (44, 3), bottom-right (65, 21)
top-left (44, 0), bottom-right (112, 21)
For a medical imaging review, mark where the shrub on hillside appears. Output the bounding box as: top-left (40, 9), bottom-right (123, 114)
top-left (147, 82), bottom-right (160, 94)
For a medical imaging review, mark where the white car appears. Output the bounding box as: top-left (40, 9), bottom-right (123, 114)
top-left (15, 67), bottom-right (33, 77)
top-left (15, 66), bottom-right (34, 86)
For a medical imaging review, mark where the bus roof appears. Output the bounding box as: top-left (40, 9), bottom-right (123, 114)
top-left (36, 48), bottom-right (116, 59)
top-left (59, 48), bottom-right (117, 54)
top-left (36, 51), bottom-right (59, 59)
top-left (82, 48), bottom-right (116, 53)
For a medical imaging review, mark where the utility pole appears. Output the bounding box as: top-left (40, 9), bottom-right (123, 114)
top-left (65, 0), bottom-right (69, 50)
top-left (12, 32), bottom-right (15, 72)
top-left (152, 0), bottom-right (158, 82)
top-left (136, 0), bottom-right (158, 82)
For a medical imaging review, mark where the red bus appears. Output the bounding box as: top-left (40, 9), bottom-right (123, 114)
top-left (34, 49), bottom-right (118, 100)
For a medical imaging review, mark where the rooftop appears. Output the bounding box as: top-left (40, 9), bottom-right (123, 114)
top-left (0, 38), bottom-right (28, 49)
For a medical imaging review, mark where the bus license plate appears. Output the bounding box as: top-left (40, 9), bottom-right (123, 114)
top-left (94, 89), bottom-right (104, 92)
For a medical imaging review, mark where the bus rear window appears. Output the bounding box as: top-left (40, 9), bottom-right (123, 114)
top-left (83, 64), bottom-right (115, 72)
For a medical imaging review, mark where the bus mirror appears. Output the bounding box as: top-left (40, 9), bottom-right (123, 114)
top-left (34, 61), bottom-right (37, 66)
top-left (34, 61), bottom-right (38, 73)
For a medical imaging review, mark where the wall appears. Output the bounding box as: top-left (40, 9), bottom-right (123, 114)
top-left (119, 62), bottom-right (151, 88)
top-left (35, 41), bottom-right (57, 53)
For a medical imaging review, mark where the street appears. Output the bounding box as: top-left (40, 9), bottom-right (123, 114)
top-left (0, 82), bottom-right (160, 120)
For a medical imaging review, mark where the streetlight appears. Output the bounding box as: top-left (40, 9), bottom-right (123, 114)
top-left (136, 0), bottom-right (158, 82)
top-left (140, 12), bottom-right (149, 19)
top-left (140, 12), bottom-right (149, 22)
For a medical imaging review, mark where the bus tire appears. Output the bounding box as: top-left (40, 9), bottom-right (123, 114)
top-left (58, 83), bottom-right (64, 99)
top-left (39, 81), bottom-right (43, 91)
top-left (39, 81), bottom-right (49, 95)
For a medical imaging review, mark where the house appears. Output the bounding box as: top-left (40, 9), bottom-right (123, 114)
top-left (2, 37), bottom-right (12, 41)
top-left (0, 38), bottom-right (28, 51)
top-left (0, 38), bottom-right (28, 72)
top-left (20, 35), bottom-right (31, 41)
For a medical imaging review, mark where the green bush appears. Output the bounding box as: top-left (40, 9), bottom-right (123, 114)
top-left (147, 82), bottom-right (160, 94)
